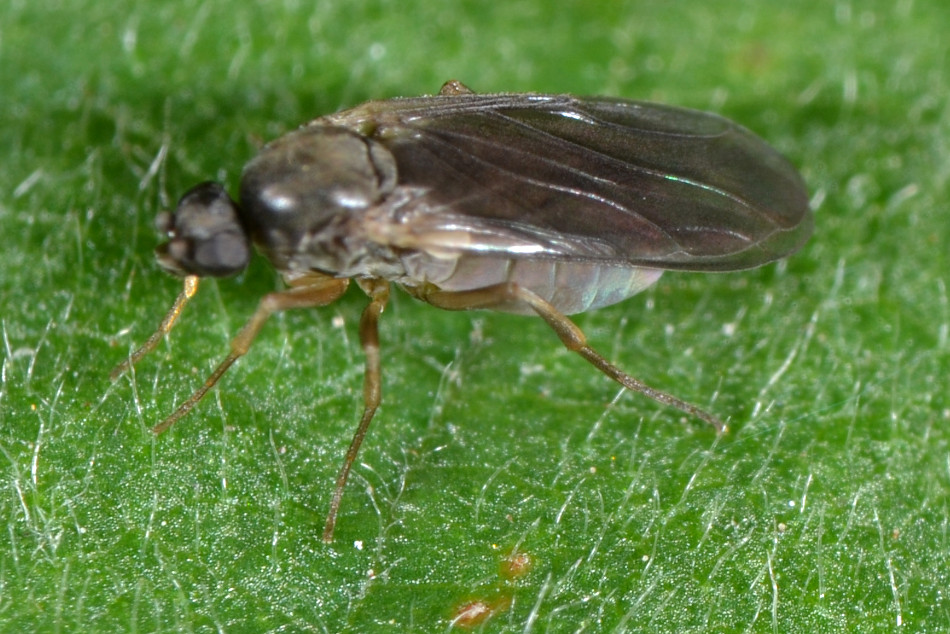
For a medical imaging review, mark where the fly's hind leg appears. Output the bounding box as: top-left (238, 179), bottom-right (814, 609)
top-left (416, 283), bottom-right (726, 433)
top-left (147, 274), bottom-right (351, 434)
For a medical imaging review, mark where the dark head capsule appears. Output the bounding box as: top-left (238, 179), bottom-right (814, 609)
top-left (113, 80), bottom-right (811, 541)
top-left (154, 182), bottom-right (251, 278)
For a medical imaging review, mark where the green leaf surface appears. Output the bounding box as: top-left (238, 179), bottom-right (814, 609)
top-left (2, 0), bottom-right (948, 631)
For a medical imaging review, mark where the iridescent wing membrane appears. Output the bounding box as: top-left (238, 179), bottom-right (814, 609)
top-left (332, 93), bottom-right (811, 271)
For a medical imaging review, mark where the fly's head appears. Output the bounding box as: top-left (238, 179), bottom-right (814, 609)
top-left (155, 182), bottom-right (252, 278)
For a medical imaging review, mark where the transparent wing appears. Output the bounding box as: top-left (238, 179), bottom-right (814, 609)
top-left (333, 93), bottom-right (812, 271)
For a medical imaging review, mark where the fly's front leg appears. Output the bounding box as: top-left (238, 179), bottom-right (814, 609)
top-left (151, 275), bottom-right (350, 434)
top-left (417, 283), bottom-right (726, 433)
top-left (111, 275), bottom-right (200, 380)
top-left (323, 278), bottom-right (390, 543)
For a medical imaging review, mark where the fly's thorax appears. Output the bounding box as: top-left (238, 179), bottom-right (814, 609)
top-left (278, 212), bottom-right (409, 280)
top-left (237, 123), bottom-right (398, 275)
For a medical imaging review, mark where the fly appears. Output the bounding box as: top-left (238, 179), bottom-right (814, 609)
top-left (112, 80), bottom-right (812, 541)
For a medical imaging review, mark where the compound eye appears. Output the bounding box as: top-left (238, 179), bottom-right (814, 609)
top-left (155, 182), bottom-right (252, 278)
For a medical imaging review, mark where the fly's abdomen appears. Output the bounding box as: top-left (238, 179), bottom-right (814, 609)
top-left (402, 252), bottom-right (662, 315)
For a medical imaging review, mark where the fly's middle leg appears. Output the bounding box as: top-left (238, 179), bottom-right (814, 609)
top-left (323, 278), bottom-right (390, 543)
